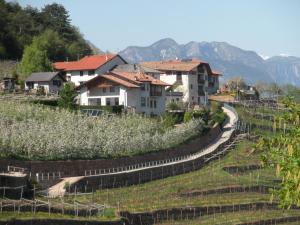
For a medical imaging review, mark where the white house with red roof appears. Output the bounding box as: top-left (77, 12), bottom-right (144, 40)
top-left (53, 54), bottom-right (127, 86)
top-left (141, 59), bottom-right (221, 107)
top-left (77, 70), bottom-right (169, 115)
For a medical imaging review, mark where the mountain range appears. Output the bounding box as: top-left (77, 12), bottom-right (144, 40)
top-left (119, 38), bottom-right (300, 86)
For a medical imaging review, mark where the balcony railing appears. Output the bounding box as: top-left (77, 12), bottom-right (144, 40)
top-left (150, 91), bottom-right (162, 96)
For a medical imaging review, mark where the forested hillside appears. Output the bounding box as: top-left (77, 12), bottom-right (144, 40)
top-left (0, 0), bottom-right (92, 61)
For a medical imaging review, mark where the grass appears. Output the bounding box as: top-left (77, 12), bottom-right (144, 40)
top-left (156, 209), bottom-right (300, 225)
top-left (0, 209), bottom-right (119, 221)
top-left (52, 139), bottom-right (279, 213)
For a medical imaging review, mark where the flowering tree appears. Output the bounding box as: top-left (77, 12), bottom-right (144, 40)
top-left (256, 97), bottom-right (300, 208)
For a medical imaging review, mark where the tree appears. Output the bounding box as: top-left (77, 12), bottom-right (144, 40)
top-left (20, 43), bottom-right (51, 78)
top-left (256, 98), bottom-right (300, 208)
top-left (58, 82), bottom-right (77, 110)
top-left (227, 76), bottom-right (246, 92)
top-left (254, 80), bottom-right (268, 94)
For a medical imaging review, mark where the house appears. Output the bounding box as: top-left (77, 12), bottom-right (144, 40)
top-left (141, 59), bottom-right (220, 107)
top-left (25, 72), bottom-right (65, 95)
top-left (208, 70), bottom-right (222, 94)
top-left (53, 54), bottom-right (127, 86)
top-left (77, 70), bottom-right (169, 115)
top-left (113, 64), bottom-right (162, 79)
top-left (0, 76), bottom-right (15, 91)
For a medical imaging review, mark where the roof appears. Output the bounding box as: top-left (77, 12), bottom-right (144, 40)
top-left (112, 71), bottom-right (169, 86)
top-left (101, 74), bottom-right (139, 88)
top-left (211, 70), bottom-right (222, 76)
top-left (77, 71), bottom-right (170, 90)
top-left (141, 59), bottom-right (209, 72)
top-left (26, 72), bottom-right (61, 82)
top-left (53, 54), bottom-right (126, 71)
top-left (113, 64), bottom-right (162, 74)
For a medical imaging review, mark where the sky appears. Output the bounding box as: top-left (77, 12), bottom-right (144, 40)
top-left (16, 0), bottom-right (300, 57)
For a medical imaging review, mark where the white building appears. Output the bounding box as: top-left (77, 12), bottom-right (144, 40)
top-left (53, 54), bottom-right (127, 86)
top-left (25, 72), bottom-right (65, 94)
top-left (141, 59), bottom-right (221, 107)
top-left (77, 71), bottom-right (169, 115)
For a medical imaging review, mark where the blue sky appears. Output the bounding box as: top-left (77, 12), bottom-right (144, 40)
top-left (16, 0), bottom-right (300, 57)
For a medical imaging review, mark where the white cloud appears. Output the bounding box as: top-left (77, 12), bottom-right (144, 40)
top-left (279, 53), bottom-right (290, 57)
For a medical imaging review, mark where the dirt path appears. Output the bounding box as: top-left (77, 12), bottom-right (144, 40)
top-left (47, 176), bottom-right (83, 198)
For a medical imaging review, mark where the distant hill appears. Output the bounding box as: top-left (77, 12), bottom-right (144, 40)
top-left (119, 38), bottom-right (300, 86)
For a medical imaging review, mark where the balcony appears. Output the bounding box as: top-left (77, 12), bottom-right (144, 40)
top-left (150, 91), bottom-right (162, 96)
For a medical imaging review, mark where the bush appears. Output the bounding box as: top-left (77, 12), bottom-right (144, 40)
top-left (161, 112), bottom-right (179, 129)
top-left (184, 111), bottom-right (193, 123)
top-left (212, 111), bottom-right (227, 125)
top-left (58, 82), bottom-right (77, 110)
top-left (166, 102), bottom-right (181, 110)
top-left (193, 108), bottom-right (210, 124)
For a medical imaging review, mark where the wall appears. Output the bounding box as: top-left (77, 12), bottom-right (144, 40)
top-left (0, 220), bottom-right (126, 225)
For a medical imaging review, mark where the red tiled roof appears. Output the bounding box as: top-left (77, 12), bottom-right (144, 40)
top-left (101, 74), bottom-right (140, 88)
top-left (141, 59), bottom-right (212, 73)
top-left (53, 54), bottom-right (118, 71)
top-left (112, 71), bottom-right (170, 86)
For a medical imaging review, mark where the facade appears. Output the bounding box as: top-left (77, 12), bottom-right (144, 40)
top-left (25, 72), bottom-right (65, 95)
top-left (208, 70), bottom-right (222, 94)
top-left (53, 54), bottom-right (127, 86)
top-left (141, 59), bottom-right (220, 107)
top-left (77, 70), bottom-right (169, 115)
top-left (0, 77), bottom-right (15, 91)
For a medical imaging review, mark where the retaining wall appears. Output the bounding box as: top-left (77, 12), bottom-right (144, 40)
top-left (0, 219), bottom-right (126, 225)
top-left (120, 202), bottom-right (300, 225)
top-left (69, 133), bottom-right (237, 191)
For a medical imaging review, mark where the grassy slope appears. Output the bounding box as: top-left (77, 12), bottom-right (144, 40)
top-left (57, 139), bottom-right (278, 213)
top-left (157, 210), bottom-right (300, 225)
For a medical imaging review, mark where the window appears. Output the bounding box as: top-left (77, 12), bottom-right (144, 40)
top-left (176, 72), bottom-right (182, 81)
top-left (80, 71), bottom-right (83, 76)
top-left (114, 98), bottom-right (119, 106)
top-left (106, 98), bottom-right (111, 106)
top-left (140, 84), bottom-right (145, 91)
top-left (190, 84), bottom-right (193, 89)
top-left (192, 96), bottom-right (194, 100)
top-left (53, 80), bottom-right (61, 87)
top-left (88, 98), bottom-right (101, 106)
top-left (153, 100), bottom-right (157, 108)
top-left (176, 98), bottom-right (180, 102)
top-left (141, 97), bottom-right (146, 107)
top-left (88, 70), bottom-right (95, 76)
top-left (79, 82), bottom-right (84, 85)
top-left (150, 100), bottom-right (153, 108)
top-left (147, 97), bottom-right (150, 107)
top-left (166, 71), bottom-right (172, 75)
top-left (103, 87), bottom-right (106, 93)
top-left (110, 86), bottom-right (115, 92)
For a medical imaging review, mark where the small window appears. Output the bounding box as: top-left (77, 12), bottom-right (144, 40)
top-left (153, 100), bottom-right (157, 108)
top-left (80, 71), bottom-right (83, 76)
top-left (79, 82), bottom-right (84, 85)
top-left (176, 98), bottom-right (180, 102)
top-left (192, 96), bottom-right (194, 100)
top-left (190, 84), bottom-right (193, 89)
top-left (140, 84), bottom-right (145, 91)
top-left (147, 97), bottom-right (150, 107)
top-left (110, 86), bottom-right (115, 92)
top-left (88, 70), bottom-right (95, 76)
top-left (176, 72), bottom-right (182, 81)
top-left (106, 98), bottom-right (111, 106)
top-left (103, 87), bottom-right (106, 93)
top-left (141, 97), bottom-right (146, 107)
top-left (150, 100), bottom-right (153, 108)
